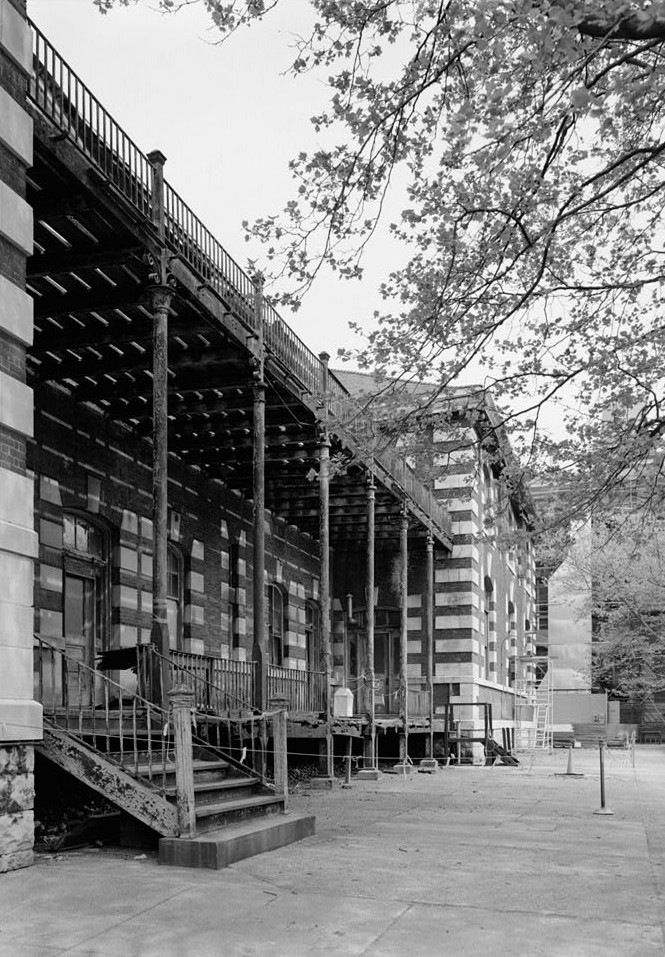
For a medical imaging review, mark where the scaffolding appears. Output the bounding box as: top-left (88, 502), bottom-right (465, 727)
top-left (514, 656), bottom-right (553, 752)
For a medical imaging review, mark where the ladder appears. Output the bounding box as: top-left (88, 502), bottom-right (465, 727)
top-left (514, 657), bottom-right (553, 752)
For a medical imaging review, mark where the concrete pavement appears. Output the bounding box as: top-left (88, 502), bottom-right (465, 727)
top-left (1, 746), bottom-right (664, 956)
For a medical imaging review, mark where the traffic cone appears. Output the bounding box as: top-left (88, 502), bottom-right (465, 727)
top-left (555, 745), bottom-right (584, 777)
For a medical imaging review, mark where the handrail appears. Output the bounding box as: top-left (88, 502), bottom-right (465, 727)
top-left (34, 635), bottom-right (170, 793)
top-left (34, 636), bottom-right (270, 790)
top-left (27, 19), bottom-right (450, 540)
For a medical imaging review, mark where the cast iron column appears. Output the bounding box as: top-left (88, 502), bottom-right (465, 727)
top-left (251, 276), bottom-right (267, 714)
top-left (399, 505), bottom-right (409, 761)
top-left (318, 352), bottom-right (333, 776)
top-left (147, 149), bottom-right (172, 709)
top-left (366, 476), bottom-right (376, 767)
top-left (426, 531), bottom-right (434, 758)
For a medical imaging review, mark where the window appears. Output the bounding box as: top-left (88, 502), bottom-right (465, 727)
top-left (268, 584), bottom-right (286, 666)
top-left (166, 547), bottom-right (183, 650)
top-left (305, 601), bottom-right (320, 671)
top-left (482, 576), bottom-right (493, 680)
top-left (63, 514), bottom-right (104, 559)
top-left (62, 513), bottom-right (108, 703)
top-left (536, 577), bottom-right (549, 632)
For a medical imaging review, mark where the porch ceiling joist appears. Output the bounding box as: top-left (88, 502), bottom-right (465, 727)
top-left (28, 244), bottom-right (145, 280)
top-left (27, 96), bottom-right (452, 554)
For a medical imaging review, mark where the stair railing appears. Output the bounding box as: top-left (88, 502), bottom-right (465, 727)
top-left (34, 635), bottom-right (170, 794)
top-left (135, 644), bottom-right (287, 792)
top-left (189, 707), bottom-right (289, 799)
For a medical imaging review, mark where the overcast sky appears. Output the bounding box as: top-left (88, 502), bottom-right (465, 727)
top-left (28, 0), bottom-right (400, 367)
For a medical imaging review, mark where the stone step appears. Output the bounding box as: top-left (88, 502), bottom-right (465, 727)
top-left (159, 811), bottom-right (316, 869)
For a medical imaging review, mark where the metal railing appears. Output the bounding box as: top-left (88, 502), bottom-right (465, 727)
top-left (34, 637), bottom-right (284, 795)
top-left (34, 636), bottom-right (170, 794)
top-left (267, 663), bottom-right (327, 713)
top-left (28, 20), bottom-right (450, 541)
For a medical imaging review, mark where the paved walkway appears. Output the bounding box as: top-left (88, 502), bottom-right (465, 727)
top-left (2, 746), bottom-right (664, 956)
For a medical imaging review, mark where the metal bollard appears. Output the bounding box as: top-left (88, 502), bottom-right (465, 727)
top-left (593, 739), bottom-right (614, 816)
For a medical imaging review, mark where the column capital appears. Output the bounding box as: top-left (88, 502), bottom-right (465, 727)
top-left (147, 149), bottom-right (167, 168)
top-left (147, 282), bottom-right (174, 313)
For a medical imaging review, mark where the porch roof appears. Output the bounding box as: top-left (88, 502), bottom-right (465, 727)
top-left (25, 20), bottom-right (452, 550)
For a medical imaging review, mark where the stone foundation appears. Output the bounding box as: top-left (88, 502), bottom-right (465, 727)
top-left (0, 743), bottom-right (34, 872)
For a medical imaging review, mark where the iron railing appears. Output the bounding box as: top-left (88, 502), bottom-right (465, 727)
top-left (34, 635), bottom-right (170, 794)
top-left (34, 637), bottom-right (285, 792)
top-left (28, 20), bottom-right (450, 541)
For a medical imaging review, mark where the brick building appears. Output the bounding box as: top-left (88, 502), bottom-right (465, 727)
top-left (336, 373), bottom-right (538, 751)
top-left (0, 8), bottom-right (536, 871)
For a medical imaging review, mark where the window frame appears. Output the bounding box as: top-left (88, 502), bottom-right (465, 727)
top-left (166, 545), bottom-right (184, 651)
top-left (268, 584), bottom-right (287, 666)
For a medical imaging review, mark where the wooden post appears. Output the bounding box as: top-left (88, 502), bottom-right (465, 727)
top-left (252, 276), bottom-right (267, 715)
top-left (169, 686), bottom-right (197, 838)
top-left (426, 532), bottom-right (434, 759)
top-left (345, 735), bottom-right (352, 785)
top-left (365, 476), bottom-right (376, 767)
top-left (273, 709), bottom-right (289, 804)
top-left (147, 149), bottom-right (172, 710)
top-left (399, 505), bottom-right (409, 763)
top-left (318, 351), bottom-right (334, 778)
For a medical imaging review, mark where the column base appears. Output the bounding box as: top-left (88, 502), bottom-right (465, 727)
top-left (392, 762), bottom-right (413, 775)
top-left (309, 776), bottom-right (335, 790)
top-left (356, 769), bottom-right (380, 781)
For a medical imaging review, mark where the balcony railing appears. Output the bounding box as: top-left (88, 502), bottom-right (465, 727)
top-left (135, 644), bottom-right (327, 715)
top-left (28, 20), bottom-right (450, 542)
top-left (268, 664), bottom-right (327, 713)
top-left (352, 683), bottom-right (431, 718)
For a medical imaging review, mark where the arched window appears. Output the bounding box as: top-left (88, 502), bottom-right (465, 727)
top-left (166, 546), bottom-right (183, 650)
top-left (268, 584), bottom-right (287, 666)
top-left (305, 601), bottom-right (320, 672)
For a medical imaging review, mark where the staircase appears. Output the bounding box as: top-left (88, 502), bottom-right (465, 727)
top-left (34, 638), bottom-right (315, 868)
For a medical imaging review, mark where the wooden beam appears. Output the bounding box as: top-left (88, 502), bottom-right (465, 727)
top-left (28, 244), bottom-right (144, 279)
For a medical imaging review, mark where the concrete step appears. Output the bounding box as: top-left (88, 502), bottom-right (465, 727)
top-left (194, 793), bottom-right (285, 832)
top-left (158, 811), bottom-right (316, 869)
top-left (164, 777), bottom-right (262, 806)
